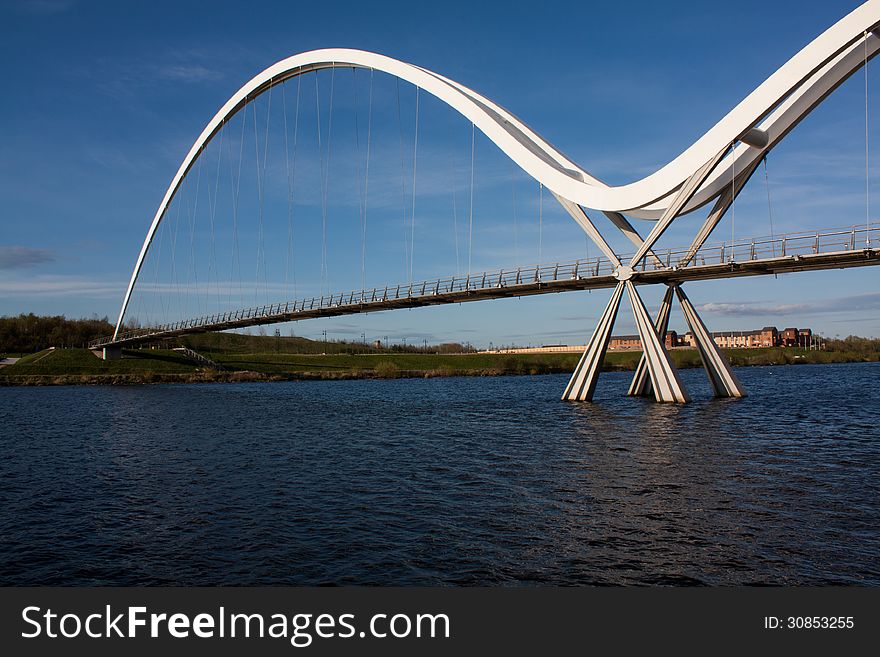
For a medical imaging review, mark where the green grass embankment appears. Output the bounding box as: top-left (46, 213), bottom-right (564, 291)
top-left (0, 348), bottom-right (211, 385)
top-left (0, 345), bottom-right (874, 386)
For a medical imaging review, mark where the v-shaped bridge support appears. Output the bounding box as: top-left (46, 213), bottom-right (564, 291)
top-left (558, 143), bottom-right (750, 404)
top-left (676, 286), bottom-right (747, 398)
top-left (628, 285), bottom-right (675, 398)
top-left (561, 280), bottom-right (689, 403)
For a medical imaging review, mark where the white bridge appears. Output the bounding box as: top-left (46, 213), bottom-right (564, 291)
top-left (98, 1), bottom-right (880, 403)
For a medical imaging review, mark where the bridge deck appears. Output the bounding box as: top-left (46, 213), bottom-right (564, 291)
top-left (92, 225), bottom-right (879, 348)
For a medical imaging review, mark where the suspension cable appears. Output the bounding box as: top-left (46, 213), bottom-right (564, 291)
top-left (230, 107), bottom-right (246, 310)
top-left (396, 77), bottom-right (409, 280)
top-left (251, 82), bottom-right (272, 306)
top-left (730, 144), bottom-right (736, 260)
top-left (151, 197), bottom-right (167, 325)
top-left (261, 81), bottom-right (273, 303)
top-left (282, 75), bottom-right (299, 303)
top-left (448, 111), bottom-right (460, 275)
top-left (352, 67), bottom-right (373, 292)
top-left (208, 123), bottom-right (224, 313)
top-left (316, 69), bottom-right (335, 296)
top-left (324, 67), bottom-right (335, 291)
top-left (510, 159), bottom-right (519, 266)
top-left (763, 155), bottom-right (776, 256)
top-left (353, 67), bottom-right (363, 288)
top-left (251, 101), bottom-right (260, 307)
top-left (410, 86), bottom-right (420, 284)
top-left (538, 181), bottom-right (543, 266)
top-left (188, 154), bottom-right (203, 317)
top-left (866, 30), bottom-right (872, 246)
top-left (315, 71), bottom-right (325, 295)
top-left (171, 172), bottom-right (182, 320)
top-left (282, 79), bottom-right (291, 299)
top-left (468, 121), bottom-right (475, 275)
top-left (361, 69), bottom-right (374, 291)
top-left (291, 74), bottom-right (301, 300)
top-left (251, 102), bottom-right (262, 306)
top-left (134, 259), bottom-right (144, 328)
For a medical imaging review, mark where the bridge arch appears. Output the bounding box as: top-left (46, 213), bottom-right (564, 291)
top-left (114, 1), bottom-right (880, 338)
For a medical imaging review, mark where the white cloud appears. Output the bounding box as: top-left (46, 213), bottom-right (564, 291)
top-left (697, 292), bottom-right (880, 317)
top-left (697, 301), bottom-right (810, 316)
top-left (0, 275), bottom-right (120, 297)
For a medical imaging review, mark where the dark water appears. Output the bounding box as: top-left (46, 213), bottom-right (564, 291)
top-left (1, 362), bottom-right (878, 586)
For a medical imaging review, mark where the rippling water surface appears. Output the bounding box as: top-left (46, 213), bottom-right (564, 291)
top-left (1, 362), bottom-right (878, 585)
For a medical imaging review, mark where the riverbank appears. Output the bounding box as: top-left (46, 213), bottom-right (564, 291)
top-left (0, 346), bottom-right (876, 385)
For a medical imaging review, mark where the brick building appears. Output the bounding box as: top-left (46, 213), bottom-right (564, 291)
top-left (608, 334), bottom-right (642, 350)
top-left (779, 327), bottom-right (800, 346)
top-left (608, 326), bottom-right (811, 350)
top-left (608, 331), bottom-right (678, 350)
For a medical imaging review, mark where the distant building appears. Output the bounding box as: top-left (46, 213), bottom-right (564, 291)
top-left (779, 327), bottom-right (800, 347)
top-left (760, 326), bottom-right (778, 347)
top-left (608, 335), bottom-right (641, 350)
top-left (608, 325), bottom-right (813, 350)
top-left (483, 325), bottom-right (816, 355)
top-left (708, 326), bottom-right (815, 349)
top-left (608, 331), bottom-right (678, 350)
top-left (713, 330), bottom-right (764, 348)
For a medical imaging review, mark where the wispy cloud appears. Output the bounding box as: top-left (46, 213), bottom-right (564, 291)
top-left (156, 64), bottom-right (224, 83)
top-left (0, 275), bottom-right (119, 297)
top-left (0, 246), bottom-right (55, 270)
top-left (813, 292), bottom-right (880, 313)
top-left (697, 301), bottom-right (810, 316)
top-left (697, 292), bottom-right (880, 317)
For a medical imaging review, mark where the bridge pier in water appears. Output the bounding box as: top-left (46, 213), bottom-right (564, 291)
top-left (562, 282), bottom-right (745, 404)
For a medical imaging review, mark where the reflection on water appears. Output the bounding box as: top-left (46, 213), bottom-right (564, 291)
top-left (0, 362), bottom-right (878, 585)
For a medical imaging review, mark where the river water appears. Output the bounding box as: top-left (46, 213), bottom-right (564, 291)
top-left (1, 362), bottom-right (878, 585)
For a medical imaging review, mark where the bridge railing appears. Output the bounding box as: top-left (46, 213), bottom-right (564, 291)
top-left (673, 224), bottom-right (879, 267)
top-left (89, 222), bottom-right (879, 348)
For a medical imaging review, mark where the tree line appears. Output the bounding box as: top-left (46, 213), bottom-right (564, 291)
top-left (823, 335), bottom-right (880, 354)
top-left (2, 312), bottom-right (879, 357)
top-left (0, 314), bottom-right (114, 354)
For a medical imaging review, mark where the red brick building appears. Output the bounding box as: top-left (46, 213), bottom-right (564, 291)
top-left (610, 326), bottom-right (812, 350)
top-left (779, 327), bottom-right (799, 347)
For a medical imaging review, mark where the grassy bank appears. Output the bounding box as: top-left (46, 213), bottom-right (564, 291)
top-left (0, 344), bottom-right (876, 386)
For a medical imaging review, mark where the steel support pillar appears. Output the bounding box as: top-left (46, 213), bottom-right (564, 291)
top-left (628, 285), bottom-right (675, 397)
top-left (675, 286), bottom-right (747, 398)
top-left (562, 282), bottom-right (625, 401)
top-left (626, 282), bottom-right (690, 403)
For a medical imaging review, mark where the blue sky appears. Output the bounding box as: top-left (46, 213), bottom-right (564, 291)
top-left (1, 0), bottom-right (878, 346)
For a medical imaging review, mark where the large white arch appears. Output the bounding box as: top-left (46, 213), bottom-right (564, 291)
top-left (113, 0), bottom-right (880, 338)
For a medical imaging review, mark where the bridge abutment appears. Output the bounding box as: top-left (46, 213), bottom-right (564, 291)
top-left (102, 346), bottom-right (122, 361)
